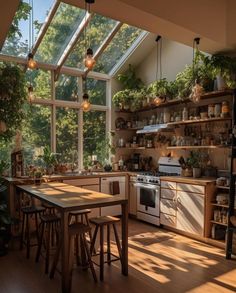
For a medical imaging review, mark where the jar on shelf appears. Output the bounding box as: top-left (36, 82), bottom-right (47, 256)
top-left (208, 104), bottom-right (215, 118)
top-left (163, 109), bottom-right (170, 123)
top-left (221, 101), bottom-right (230, 117)
top-left (182, 107), bottom-right (188, 121)
top-left (214, 104), bottom-right (221, 117)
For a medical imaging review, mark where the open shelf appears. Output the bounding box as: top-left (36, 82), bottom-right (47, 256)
top-left (166, 117), bottom-right (231, 126)
top-left (113, 128), bottom-right (142, 131)
top-left (116, 147), bottom-right (155, 150)
top-left (211, 203), bottom-right (229, 208)
top-left (216, 185), bottom-right (230, 190)
top-left (166, 145), bottom-right (230, 150)
top-left (210, 220), bottom-right (228, 226)
top-left (115, 90), bottom-right (233, 113)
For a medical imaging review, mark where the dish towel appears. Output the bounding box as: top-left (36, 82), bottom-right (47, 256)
top-left (110, 181), bottom-right (120, 195)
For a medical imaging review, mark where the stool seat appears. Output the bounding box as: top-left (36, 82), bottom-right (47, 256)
top-left (21, 206), bottom-right (46, 214)
top-left (69, 223), bottom-right (90, 236)
top-left (89, 216), bottom-right (120, 226)
top-left (69, 209), bottom-right (91, 216)
top-left (40, 214), bottom-right (60, 223)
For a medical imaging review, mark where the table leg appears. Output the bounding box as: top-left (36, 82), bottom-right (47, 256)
top-left (121, 202), bottom-right (128, 276)
top-left (61, 210), bottom-right (70, 293)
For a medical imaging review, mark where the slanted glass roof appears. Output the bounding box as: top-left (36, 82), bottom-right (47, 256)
top-left (1, 0), bottom-right (54, 58)
top-left (35, 2), bottom-right (86, 65)
top-left (0, 0), bottom-right (146, 76)
top-left (65, 14), bottom-right (118, 70)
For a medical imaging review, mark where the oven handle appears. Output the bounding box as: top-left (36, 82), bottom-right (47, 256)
top-left (134, 183), bottom-right (160, 190)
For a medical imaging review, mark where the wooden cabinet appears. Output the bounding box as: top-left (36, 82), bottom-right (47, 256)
top-left (176, 191), bottom-right (204, 236)
top-left (129, 181), bottom-right (137, 216)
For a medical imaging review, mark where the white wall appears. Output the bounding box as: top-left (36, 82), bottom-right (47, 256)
top-left (136, 37), bottom-right (193, 84)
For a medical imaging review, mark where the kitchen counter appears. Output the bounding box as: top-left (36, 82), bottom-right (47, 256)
top-left (160, 176), bottom-right (216, 185)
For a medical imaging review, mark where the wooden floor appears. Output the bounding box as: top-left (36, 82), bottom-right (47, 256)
top-left (0, 219), bottom-right (236, 293)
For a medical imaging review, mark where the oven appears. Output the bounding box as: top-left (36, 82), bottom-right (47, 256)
top-left (135, 181), bottom-right (160, 226)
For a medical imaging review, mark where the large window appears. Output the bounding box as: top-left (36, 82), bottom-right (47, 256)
top-left (83, 111), bottom-right (106, 168)
top-left (56, 107), bottom-right (79, 166)
top-left (26, 69), bottom-right (51, 100)
top-left (55, 74), bottom-right (79, 102)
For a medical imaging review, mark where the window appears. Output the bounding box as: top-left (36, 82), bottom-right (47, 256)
top-left (87, 78), bottom-right (106, 106)
top-left (26, 69), bottom-right (51, 100)
top-left (56, 107), bottom-right (79, 166)
top-left (55, 74), bottom-right (79, 102)
top-left (83, 111), bottom-right (106, 168)
top-left (21, 104), bottom-right (51, 166)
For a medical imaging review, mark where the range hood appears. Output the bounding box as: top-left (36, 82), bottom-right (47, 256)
top-left (136, 124), bottom-right (174, 134)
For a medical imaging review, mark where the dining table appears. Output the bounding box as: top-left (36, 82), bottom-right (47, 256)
top-left (16, 182), bottom-right (128, 293)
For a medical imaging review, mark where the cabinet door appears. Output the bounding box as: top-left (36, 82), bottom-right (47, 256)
top-left (176, 191), bottom-right (204, 236)
top-left (129, 182), bottom-right (137, 215)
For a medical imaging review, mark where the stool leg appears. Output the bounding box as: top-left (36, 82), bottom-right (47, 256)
top-left (90, 225), bottom-right (98, 255)
top-left (49, 232), bottom-right (62, 279)
top-left (35, 212), bottom-right (40, 244)
top-left (26, 214), bottom-right (30, 259)
top-left (100, 225), bottom-right (104, 281)
top-left (75, 234), bottom-right (80, 266)
top-left (35, 222), bottom-right (45, 262)
top-left (107, 225), bottom-right (111, 265)
top-left (85, 214), bottom-right (95, 254)
top-left (82, 233), bottom-right (97, 282)
top-left (45, 222), bottom-right (51, 274)
top-left (113, 224), bottom-right (122, 263)
top-left (80, 234), bottom-right (87, 269)
top-left (68, 235), bottom-right (74, 287)
top-left (20, 213), bottom-right (26, 250)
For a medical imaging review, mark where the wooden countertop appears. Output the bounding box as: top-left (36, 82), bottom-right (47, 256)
top-left (160, 176), bottom-right (216, 185)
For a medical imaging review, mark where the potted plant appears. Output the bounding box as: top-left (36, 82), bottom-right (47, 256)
top-left (39, 146), bottom-right (58, 175)
top-left (113, 89), bottom-right (131, 110)
top-left (147, 78), bottom-right (170, 100)
top-left (186, 151), bottom-right (201, 178)
top-left (34, 168), bottom-right (43, 185)
top-left (117, 64), bottom-right (143, 90)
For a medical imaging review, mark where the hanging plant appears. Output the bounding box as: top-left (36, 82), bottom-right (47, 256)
top-left (0, 62), bottom-right (27, 141)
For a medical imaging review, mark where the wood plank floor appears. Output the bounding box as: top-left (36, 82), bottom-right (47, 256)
top-left (0, 219), bottom-right (235, 293)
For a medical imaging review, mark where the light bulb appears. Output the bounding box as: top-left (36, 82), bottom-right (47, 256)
top-left (84, 48), bottom-right (96, 70)
top-left (190, 81), bottom-right (204, 104)
top-left (153, 96), bottom-right (165, 106)
top-left (27, 53), bottom-right (37, 69)
top-left (81, 93), bottom-right (91, 112)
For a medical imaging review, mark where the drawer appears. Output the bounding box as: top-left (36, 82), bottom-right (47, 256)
top-left (63, 178), bottom-right (99, 186)
top-left (160, 213), bottom-right (176, 228)
top-left (161, 180), bottom-right (176, 190)
top-left (161, 188), bottom-right (176, 200)
top-left (177, 183), bottom-right (205, 194)
top-left (160, 198), bottom-right (177, 216)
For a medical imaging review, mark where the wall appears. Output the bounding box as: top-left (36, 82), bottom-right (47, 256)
top-left (136, 37), bottom-right (193, 84)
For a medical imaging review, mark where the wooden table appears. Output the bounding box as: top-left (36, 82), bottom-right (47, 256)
top-left (16, 182), bottom-right (128, 293)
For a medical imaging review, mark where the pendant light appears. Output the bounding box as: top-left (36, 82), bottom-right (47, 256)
top-left (190, 37), bottom-right (204, 103)
top-left (153, 35), bottom-right (166, 106)
top-left (84, 0), bottom-right (96, 70)
top-left (27, 0), bottom-right (37, 70)
top-left (81, 77), bottom-right (91, 112)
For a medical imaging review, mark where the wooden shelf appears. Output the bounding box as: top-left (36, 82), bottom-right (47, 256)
top-left (166, 145), bottom-right (230, 150)
top-left (210, 220), bottom-right (228, 227)
top-left (167, 117), bottom-right (231, 126)
top-left (216, 185), bottom-right (230, 190)
top-left (114, 90), bottom-right (233, 113)
top-left (211, 203), bottom-right (229, 208)
top-left (116, 147), bottom-right (155, 150)
top-left (113, 128), bottom-right (142, 131)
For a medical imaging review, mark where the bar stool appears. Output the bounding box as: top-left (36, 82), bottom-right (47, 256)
top-left (20, 206), bottom-right (46, 259)
top-left (35, 214), bottom-right (61, 274)
top-left (42, 203), bottom-right (56, 215)
top-left (50, 223), bottom-right (97, 283)
top-left (89, 216), bottom-right (122, 281)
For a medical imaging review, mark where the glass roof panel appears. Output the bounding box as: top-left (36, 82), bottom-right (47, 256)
top-left (1, 0), bottom-right (54, 58)
top-left (93, 24), bottom-right (143, 74)
top-left (65, 14), bottom-right (117, 70)
top-left (35, 2), bottom-right (86, 65)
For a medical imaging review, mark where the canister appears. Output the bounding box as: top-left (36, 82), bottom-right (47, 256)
top-left (214, 104), bottom-right (221, 117)
top-left (208, 104), bottom-right (215, 118)
top-left (221, 101), bottom-right (230, 117)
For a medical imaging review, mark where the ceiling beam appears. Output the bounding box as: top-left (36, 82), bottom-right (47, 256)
top-left (84, 21), bottom-right (122, 77)
top-left (54, 11), bottom-right (93, 81)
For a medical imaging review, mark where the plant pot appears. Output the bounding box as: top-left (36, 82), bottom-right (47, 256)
top-left (104, 164), bottom-right (112, 172)
top-left (193, 167), bottom-right (201, 178)
top-left (34, 178), bottom-right (41, 185)
top-left (123, 104), bottom-right (130, 110)
top-left (216, 75), bottom-right (227, 91)
top-left (46, 166), bottom-right (54, 175)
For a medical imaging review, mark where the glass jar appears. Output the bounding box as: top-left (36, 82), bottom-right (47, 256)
top-left (221, 101), bottom-right (230, 117)
top-left (214, 104), bottom-right (221, 117)
top-left (208, 104), bottom-right (215, 118)
top-left (182, 107), bottom-right (188, 121)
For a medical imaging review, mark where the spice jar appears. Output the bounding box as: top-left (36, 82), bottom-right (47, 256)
top-left (214, 104), bottom-right (221, 117)
top-left (182, 107), bottom-right (188, 121)
top-left (221, 101), bottom-right (230, 117)
top-left (208, 104), bottom-right (215, 118)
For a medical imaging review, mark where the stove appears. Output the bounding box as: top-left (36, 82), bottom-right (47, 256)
top-left (135, 156), bottom-right (181, 226)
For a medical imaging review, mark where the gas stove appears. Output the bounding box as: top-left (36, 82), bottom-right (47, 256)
top-left (137, 174), bottom-right (160, 185)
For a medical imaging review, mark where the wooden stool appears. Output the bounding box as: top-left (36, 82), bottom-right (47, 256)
top-left (89, 216), bottom-right (122, 281)
top-left (42, 203), bottom-right (56, 215)
top-left (35, 214), bottom-right (61, 274)
top-left (50, 223), bottom-right (97, 283)
top-left (20, 206), bottom-right (45, 259)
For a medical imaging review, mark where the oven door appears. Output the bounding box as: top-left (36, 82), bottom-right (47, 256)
top-left (135, 183), bottom-right (160, 217)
